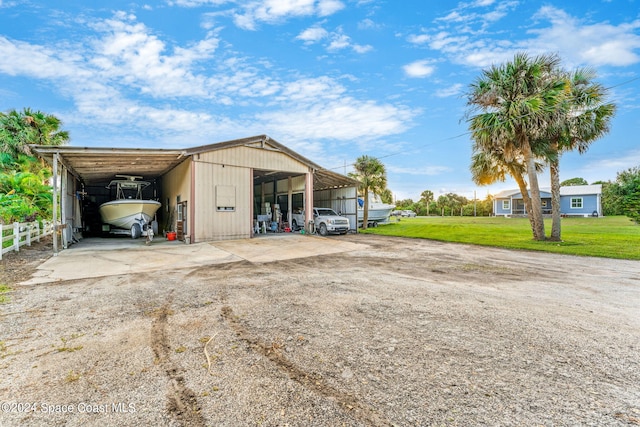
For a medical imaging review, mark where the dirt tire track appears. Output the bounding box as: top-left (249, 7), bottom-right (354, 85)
top-left (220, 305), bottom-right (392, 427)
top-left (150, 292), bottom-right (206, 427)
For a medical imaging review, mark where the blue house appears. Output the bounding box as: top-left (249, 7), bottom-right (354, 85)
top-left (493, 184), bottom-right (602, 217)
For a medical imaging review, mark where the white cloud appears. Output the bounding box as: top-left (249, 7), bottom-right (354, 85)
top-left (327, 32), bottom-right (351, 50)
top-left (352, 43), bottom-right (372, 54)
top-left (403, 60), bottom-right (436, 78)
top-left (276, 76), bottom-right (346, 101)
top-left (317, 0), bottom-right (344, 16)
top-left (529, 6), bottom-right (640, 67)
top-left (296, 25), bottom-right (328, 43)
top-left (317, 29), bottom-right (371, 53)
top-left (435, 83), bottom-right (463, 98)
top-left (0, 10), bottom-right (413, 149)
top-left (420, 4), bottom-right (640, 69)
top-left (407, 34), bottom-right (429, 45)
top-left (258, 98), bottom-right (415, 142)
top-left (0, 0), bottom-right (19, 8)
top-left (167, 0), bottom-right (232, 7)
top-left (230, 0), bottom-right (344, 30)
top-left (581, 149), bottom-right (640, 172)
top-left (87, 13), bottom-right (220, 98)
top-left (0, 36), bottom-right (85, 79)
top-left (472, 0), bottom-right (496, 6)
top-left (358, 18), bottom-right (377, 30)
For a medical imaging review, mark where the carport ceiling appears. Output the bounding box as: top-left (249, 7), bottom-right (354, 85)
top-left (314, 169), bottom-right (359, 190)
top-left (253, 169), bottom-right (358, 190)
top-left (31, 146), bottom-right (187, 186)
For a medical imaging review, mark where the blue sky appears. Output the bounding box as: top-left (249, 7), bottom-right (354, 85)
top-left (1, 0), bottom-right (639, 201)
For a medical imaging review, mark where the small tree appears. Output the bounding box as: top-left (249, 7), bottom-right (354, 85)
top-left (561, 177), bottom-right (588, 186)
top-left (616, 167), bottom-right (640, 223)
top-left (598, 180), bottom-right (625, 216)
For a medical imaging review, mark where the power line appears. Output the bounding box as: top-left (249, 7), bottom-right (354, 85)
top-left (329, 75), bottom-right (639, 173)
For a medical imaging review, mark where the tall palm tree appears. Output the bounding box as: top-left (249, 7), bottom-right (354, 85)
top-left (348, 155), bottom-right (387, 229)
top-left (541, 68), bottom-right (615, 240)
top-left (467, 53), bottom-right (566, 240)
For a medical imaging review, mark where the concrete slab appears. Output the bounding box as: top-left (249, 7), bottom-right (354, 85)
top-left (22, 234), bottom-right (367, 284)
top-left (214, 234), bottom-right (366, 263)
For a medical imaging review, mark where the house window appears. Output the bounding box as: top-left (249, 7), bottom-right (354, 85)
top-left (502, 200), bottom-right (510, 210)
top-left (571, 197), bottom-right (583, 209)
top-left (216, 185), bottom-right (236, 212)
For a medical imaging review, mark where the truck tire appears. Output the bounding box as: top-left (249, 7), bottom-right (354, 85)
top-left (318, 223), bottom-right (328, 236)
top-left (292, 220), bottom-right (299, 231)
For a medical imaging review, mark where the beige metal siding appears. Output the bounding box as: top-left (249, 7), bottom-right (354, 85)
top-left (191, 145), bottom-right (312, 241)
top-left (161, 159), bottom-right (191, 235)
top-left (196, 146), bottom-right (310, 174)
top-left (277, 175), bottom-right (305, 193)
top-left (194, 161), bottom-right (251, 241)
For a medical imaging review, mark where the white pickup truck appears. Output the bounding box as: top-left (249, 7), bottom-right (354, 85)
top-left (290, 207), bottom-right (350, 236)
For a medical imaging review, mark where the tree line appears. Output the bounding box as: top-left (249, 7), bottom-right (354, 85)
top-left (395, 190), bottom-right (494, 217)
top-left (0, 108), bottom-right (69, 223)
top-left (393, 170), bottom-right (640, 221)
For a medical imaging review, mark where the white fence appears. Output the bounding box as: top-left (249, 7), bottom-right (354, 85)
top-left (1, 220), bottom-right (54, 260)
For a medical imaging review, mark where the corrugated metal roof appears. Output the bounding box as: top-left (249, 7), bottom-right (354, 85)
top-left (31, 135), bottom-right (358, 189)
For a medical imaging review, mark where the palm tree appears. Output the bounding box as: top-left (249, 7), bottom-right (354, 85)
top-left (21, 108), bottom-right (70, 147)
top-left (420, 190), bottom-right (433, 215)
top-left (540, 68), bottom-right (615, 240)
top-left (1, 108), bottom-right (70, 177)
top-left (348, 155), bottom-right (387, 229)
top-left (0, 108), bottom-right (69, 160)
top-left (467, 53), bottom-right (566, 240)
top-left (470, 141), bottom-right (545, 232)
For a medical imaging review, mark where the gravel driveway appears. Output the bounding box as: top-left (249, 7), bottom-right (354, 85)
top-left (1, 234), bottom-right (639, 426)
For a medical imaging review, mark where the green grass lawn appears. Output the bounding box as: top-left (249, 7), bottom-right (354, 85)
top-left (361, 215), bottom-right (640, 260)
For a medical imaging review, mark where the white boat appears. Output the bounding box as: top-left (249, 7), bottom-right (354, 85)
top-left (99, 175), bottom-right (161, 238)
top-left (357, 194), bottom-right (395, 226)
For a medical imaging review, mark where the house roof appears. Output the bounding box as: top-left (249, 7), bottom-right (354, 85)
top-left (559, 184), bottom-right (602, 196)
top-left (30, 135), bottom-right (358, 190)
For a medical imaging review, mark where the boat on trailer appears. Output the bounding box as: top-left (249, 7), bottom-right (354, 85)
top-left (357, 193), bottom-right (395, 227)
top-left (99, 175), bottom-right (161, 239)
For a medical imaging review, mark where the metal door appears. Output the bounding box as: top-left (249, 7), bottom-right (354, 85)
top-left (176, 201), bottom-right (187, 240)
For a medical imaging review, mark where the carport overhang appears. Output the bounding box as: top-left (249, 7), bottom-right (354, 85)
top-left (31, 145), bottom-right (188, 186)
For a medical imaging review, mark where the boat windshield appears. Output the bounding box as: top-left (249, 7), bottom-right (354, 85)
top-left (108, 176), bottom-right (150, 200)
